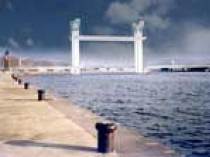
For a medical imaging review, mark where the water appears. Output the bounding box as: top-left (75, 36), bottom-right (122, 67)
top-left (25, 73), bottom-right (210, 157)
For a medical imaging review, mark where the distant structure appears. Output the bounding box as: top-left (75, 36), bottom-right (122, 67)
top-left (133, 20), bottom-right (146, 73)
top-left (70, 18), bottom-right (147, 74)
top-left (3, 50), bottom-right (11, 71)
top-left (70, 18), bottom-right (81, 74)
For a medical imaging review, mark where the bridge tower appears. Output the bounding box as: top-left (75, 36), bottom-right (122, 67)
top-left (70, 18), bottom-right (80, 74)
top-left (133, 20), bottom-right (145, 73)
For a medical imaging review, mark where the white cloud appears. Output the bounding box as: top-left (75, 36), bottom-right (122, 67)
top-left (106, 0), bottom-right (175, 30)
top-left (8, 38), bottom-right (20, 48)
top-left (181, 26), bottom-right (210, 57)
top-left (145, 14), bottom-right (169, 30)
top-left (26, 38), bottom-right (34, 46)
top-left (106, 1), bottom-right (139, 24)
top-left (6, 0), bottom-right (13, 11)
top-left (151, 24), bottom-right (210, 63)
top-left (0, 0), bottom-right (14, 11)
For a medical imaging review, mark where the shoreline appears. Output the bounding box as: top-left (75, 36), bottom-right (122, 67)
top-left (22, 73), bottom-right (180, 157)
top-left (49, 98), bottom-right (178, 156)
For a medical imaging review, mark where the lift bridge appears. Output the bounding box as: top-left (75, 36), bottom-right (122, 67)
top-left (70, 18), bottom-right (146, 74)
top-left (8, 18), bottom-right (147, 75)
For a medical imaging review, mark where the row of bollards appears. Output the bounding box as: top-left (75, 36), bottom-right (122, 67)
top-left (11, 74), bottom-right (45, 101)
top-left (11, 74), bottom-right (118, 154)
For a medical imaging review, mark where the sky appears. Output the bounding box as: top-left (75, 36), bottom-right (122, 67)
top-left (1, 0), bottom-right (210, 66)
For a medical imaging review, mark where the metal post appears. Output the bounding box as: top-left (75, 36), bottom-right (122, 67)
top-left (18, 79), bottom-right (22, 85)
top-left (24, 82), bottom-right (29, 89)
top-left (96, 123), bottom-right (117, 153)
top-left (11, 74), bottom-right (17, 80)
top-left (37, 89), bottom-right (45, 101)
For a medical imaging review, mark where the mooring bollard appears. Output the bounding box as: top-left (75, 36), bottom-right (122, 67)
top-left (14, 76), bottom-right (18, 82)
top-left (11, 74), bottom-right (15, 79)
top-left (24, 82), bottom-right (29, 89)
top-left (95, 122), bottom-right (117, 153)
top-left (38, 89), bottom-right (45, 101)
top-left (18, 79), bottom-right (22, 85)
top-left (11, 74), bottom-right (18, 81)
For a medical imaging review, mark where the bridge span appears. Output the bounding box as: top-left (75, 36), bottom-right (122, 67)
top-left (147, 64), bottom-right (210, 72)
top-left (2, 64), bottom-right (210, 75)
top-left (6, 66), bottom-right (134, 75)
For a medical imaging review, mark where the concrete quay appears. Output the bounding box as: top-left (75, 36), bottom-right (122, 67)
top-left (0, 73), bottom-right (101, 157)
top-left (0, 72), bottom-right (179, 157)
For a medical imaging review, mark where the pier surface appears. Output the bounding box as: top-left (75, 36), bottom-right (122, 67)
top-left (0, 73), bottom-right (99, 157)
top-left (0, 72), bottom-right (178, 157)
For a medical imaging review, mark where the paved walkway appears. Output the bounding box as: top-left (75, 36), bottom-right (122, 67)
top-left (0, 73), bottom-right (109, 157)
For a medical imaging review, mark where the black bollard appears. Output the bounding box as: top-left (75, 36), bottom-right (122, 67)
top-left (24, 82), bottom-right (29, 89)
top-left (18, 79), bottom-right (22, 85)
top-left (11, 74), bottom-right (18, 81)
top-left (11, 74), bottom-right (15, 79)
top-left (37, 89), bottom-right (45, 101)
top-left (95, 123), bottom-right (117, 153)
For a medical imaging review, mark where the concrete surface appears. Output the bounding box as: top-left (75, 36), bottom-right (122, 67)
top-left (0, 72), bottom-right (116, 157)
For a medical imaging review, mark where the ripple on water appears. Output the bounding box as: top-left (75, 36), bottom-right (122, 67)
top-left (25, 73), bottom-right (210, 157)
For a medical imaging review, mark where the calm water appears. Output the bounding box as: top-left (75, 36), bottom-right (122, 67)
top-left (26, 73), bottom-right (210, 157)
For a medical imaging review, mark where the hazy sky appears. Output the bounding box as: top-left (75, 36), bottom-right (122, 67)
top-left (1, 0), bottom-right (210, 64)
